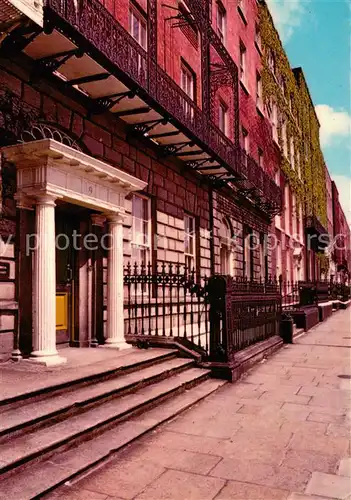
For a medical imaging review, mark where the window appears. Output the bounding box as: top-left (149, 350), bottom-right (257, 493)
top-left (272, 102), bottom-right (278, 142)
top-left (184, 214), bottom-right (196, 271)
top-left (255, 23), bottom-right (262, 52)
top-left (281, 116), bottom-right (287, 157)
top-left (180, 61), bottom-right (195, 99)
top-left (267, 49), bottom-right (276, 77)
top-left (218, 100), bottom-right (228, 135)
top-left (258, 148), bottom-right (263, 168)
top-left (216, 1), bottom-right (226, 43)
top-left (219, 218), bottom-right (233, 275)
top-left (286, 248), bottom-right (291, 282)
top-left (129, 8), bottom-right (147, 49)
top-left (275, 170), bottom-right (281, 229)
top-left (290, 137), bottom-right (295, 169)
top-left (244, 227), bottom-right (253, 280)
top-left (292, 194), bottom-right (297, 236)
top-left (256, 72), bottom-right (263, 109)
top-left (239, 42), bottom-right (247, 87)
top-left (276, 241), bottom-right (282, 278)
top-left (131, 194), bottom-right (151, 264)
top-left (284, 184), bottom-right (290, 234)
top-left (241, 126), bottom-right (249, 153)
top-left (180, 60), bottom-right (195, 119)
top-left (296, 149), bottom-right (301, 178)
top-left (129, 7), bottom-right (147, 80)
top-left (259, 233), bottom-right (266, 280)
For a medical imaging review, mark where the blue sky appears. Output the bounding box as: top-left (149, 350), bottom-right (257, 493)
top-left (267, 0), bottom-right (351, 223)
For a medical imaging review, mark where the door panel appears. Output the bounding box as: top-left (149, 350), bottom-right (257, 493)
top-left (55, 213), bottom-right (76, 344)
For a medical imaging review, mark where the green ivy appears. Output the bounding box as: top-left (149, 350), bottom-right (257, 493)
top-left (259, 3), bottom-right (327, 227)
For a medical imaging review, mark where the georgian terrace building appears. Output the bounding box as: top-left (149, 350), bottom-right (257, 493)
top-left (0, 0), bottom-right (281, 363)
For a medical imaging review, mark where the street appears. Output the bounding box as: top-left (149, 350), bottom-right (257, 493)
top-left (47, 308), bottom-right (351, 500)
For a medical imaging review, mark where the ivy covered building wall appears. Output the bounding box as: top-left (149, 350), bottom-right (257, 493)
top-left (259, 1), bottom-right (329, 281)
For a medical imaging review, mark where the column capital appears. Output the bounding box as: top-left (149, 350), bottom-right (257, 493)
top-left (91, 214), bottom-right (106, 227)
top-left (35, 193), bottom-right (57, 207)
top-left (14, 193), bottom-right (35, 210)
top-left (105, 211), bottom-right (126, 225)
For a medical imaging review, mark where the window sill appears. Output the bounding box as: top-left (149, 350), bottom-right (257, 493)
top-left (238, 6), bottom-right (248, 25)
top-left (240, 80), bottom-right (249, 95)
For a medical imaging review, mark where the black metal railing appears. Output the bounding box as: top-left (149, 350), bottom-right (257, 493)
top-left (122, 264), bottom-right (350, 363)
top-left (280, 278), bottom-right (350, 310)
top-left (207, 275), bottom-right (281, 362)
top-left (45, 0), bottom-right (282, 214)
top-left (123, 263), bottom-right (210, 354)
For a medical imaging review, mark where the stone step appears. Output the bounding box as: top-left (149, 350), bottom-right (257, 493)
top-left (0, 366), bottom-right (211, 477)
top-left (0, 378), bottom-right (226, 500)
top-left (0, 348), bottom-right (178, 409)
top-left (0, 357), bottom-right (194, 439)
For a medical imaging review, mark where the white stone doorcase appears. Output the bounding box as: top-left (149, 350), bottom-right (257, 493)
top-left (2, 139), bottom-right (147, 365)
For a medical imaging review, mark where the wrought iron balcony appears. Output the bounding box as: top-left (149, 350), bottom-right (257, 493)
top-left (29, 0), bottom-right (281, 215)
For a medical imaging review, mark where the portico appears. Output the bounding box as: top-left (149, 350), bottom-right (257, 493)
top-left (2, 138), bottom-right (147, 365)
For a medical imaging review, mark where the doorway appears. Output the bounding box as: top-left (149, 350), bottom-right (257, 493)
top-left (55, 209), bottom-right (77, 344)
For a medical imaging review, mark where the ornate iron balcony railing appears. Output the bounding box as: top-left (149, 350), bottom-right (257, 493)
top-left (45, 0), bottom-right (282, 214)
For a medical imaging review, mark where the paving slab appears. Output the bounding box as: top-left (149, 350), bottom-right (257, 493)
top-left (338, 458), bottom-right (351, 477)
top-left (305, 472), bottom-right (351, 499)
top-left (44, 308), bottom-right (351, 500)
top-left (215, 480), bottom-right (289, 499)
top-left (78, 457), bottom-right (166, 499)
top-left (135, 469), bottom-right (225, 500)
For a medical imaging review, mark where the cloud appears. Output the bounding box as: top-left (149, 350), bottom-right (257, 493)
top-left (266, 0), bottom-right (307, 42)
top-left (315, 104), bottom-right (351, 147)
top-left (332, 175), bottom-right (351, 226)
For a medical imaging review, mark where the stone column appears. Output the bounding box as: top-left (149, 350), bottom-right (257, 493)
top-left (105, 212), bottom-right (129, 349)
top-left (30, 194), bottom-right (66, 365)
top-left (90, 214), bottom-right (105, 347)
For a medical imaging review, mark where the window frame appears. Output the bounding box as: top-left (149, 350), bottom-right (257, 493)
top-left (216, 1), bottom-right (226, 44)
top-left (243, 226), bottom-right (254, 280)
top-left (281, 116), bottom-right (288, 157)
top-left (239, 41), bottom-right (247, 87)
top-left (129, 6), bottom-right (147, 50)
top-left (284, 184), bottom-right (290, 235)
top-left (219, 218), bottom-right (234, 276)
top-left (218, 99), bottom-right (228, 135)
top-left (241, 126), bottom-right (249, 154)
top-left (256, 71), bottom-right (263, 110)
top-left (290, 136), bottom-right (295, 169)
top-left (258, 147), bottom-right (263, 168)
top-left (255, 23), bottom-right (262, 53)
top-left (184, 213), bottom-right (196, 271)
top-left (131, 193), bottom-right (152, 265)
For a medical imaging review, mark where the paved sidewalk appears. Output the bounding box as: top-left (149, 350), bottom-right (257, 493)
top-left (48, 309), bottom-right (351, 500)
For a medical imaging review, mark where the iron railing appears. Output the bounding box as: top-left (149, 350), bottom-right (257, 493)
top-left (45, 0), bottom-right (282, 214)
top-left (123, 263), bottom-right (210, 354)
top-left (281, 278), bottom-right (350, 311)
top-left (122, 264), bottom-right (350, 363)
top-left (123, 265), bottom-right (282, 362)
top-left (208, 275), bottom-right (281, 362)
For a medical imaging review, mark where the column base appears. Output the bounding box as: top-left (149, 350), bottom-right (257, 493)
top-left (102, 340), bottom-right (131, 350)
top-left (26, 351), bottom-right (67, 366)
top-left (11, 349), bottom-right (23, 362)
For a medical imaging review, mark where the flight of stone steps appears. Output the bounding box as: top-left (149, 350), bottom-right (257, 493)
top-left (0, 348), bottom-right (226, 499)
